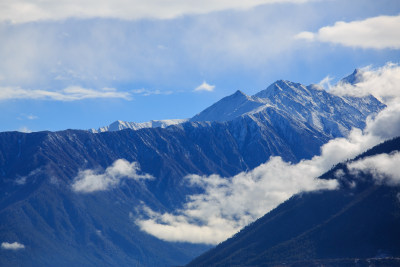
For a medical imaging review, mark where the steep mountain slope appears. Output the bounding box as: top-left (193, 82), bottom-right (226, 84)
top-left (187, 137), bottom-right (400, 267)
top-left (191, 90), bottom-right (264, 122)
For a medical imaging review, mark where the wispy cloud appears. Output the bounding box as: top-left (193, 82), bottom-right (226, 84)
top-left (15, 168), bottom-right (41, 185)
top-left (135, 64), bottom-right (400, 244)
top-left (131, 88), bottom-right (173, 96)
top-left (1, 242), bottom-right (25, 250)
top-left (0, 86), bottom-right (132, 101)
top-left (17, 114), bottom-right (38, 120)
top-left (72, 159), bottom-right (153, 193)
top-left (194, 81), bottom-right (215, 92)
top-left (0, 0), bottom-right (314, 24)
top-left (319, 75), bottom-right (334, 89)
top-left (295, 15), bottom-right (400, 49)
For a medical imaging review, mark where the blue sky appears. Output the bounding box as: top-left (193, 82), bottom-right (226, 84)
top-left (0, 0), bottom-right (399, 132)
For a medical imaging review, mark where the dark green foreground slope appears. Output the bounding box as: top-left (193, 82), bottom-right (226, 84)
top-left (187, 137), bottom-right (400, 267)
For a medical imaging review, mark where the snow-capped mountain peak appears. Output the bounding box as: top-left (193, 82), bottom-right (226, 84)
top-left (190, 75), bottom-right (385, 139)
top-left (90, 119), bottom-right (187, 133)
top-left (190, 90), bottom-right (264, 122)
top-left (253, 80), bottom-right (318, 108)
top-left (339, 68), bottom-right (364, 85)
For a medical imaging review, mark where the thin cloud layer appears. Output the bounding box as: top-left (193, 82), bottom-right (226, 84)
top-left (17, 114), bottom-right (38, 120)
top-left (0, 0), bottom-right (312, 24)
top-left (135, 63), bottom-right (400, 244)
top-left (1, 242), bottom-right (25, 250)
top-left (0, 11), bottom-right (303, 89)
top-left (296, 15), bottom-right (400, 49)
top-left (0, 86), bottom-right (131, 101)
top-left (132, 88), bottom-right (173, 96)
top-left (348, 152), bottom-right (400, 186)
top-left (194, 81), bottom-right (215, 92)
top-left (72, 159), bottom-right (153, 193)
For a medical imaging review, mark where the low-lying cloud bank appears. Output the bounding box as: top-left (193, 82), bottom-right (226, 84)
top-left (135, 63), bottom-right (400, 244)
top-left (72, 159), bottom-right (153, 193)
top-left (136, 159), bottom-right (338, 245)
top-left (296, 15), bottom-right (400, 49)
top-left (1, 242), bottom-right (25, 250)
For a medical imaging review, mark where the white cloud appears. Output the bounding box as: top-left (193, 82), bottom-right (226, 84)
top-left (136, 159), bottom-right (338, 244)
top-left (348, 152), bottom-right (400, 186)
top-left (330, 63), bottom-right (400, 103)
top-left (72, 159), bottom-right (153, 193)
top-left (0, 86), bottom-right (132, 101)
top-left (131, 88), bottom-right (173, 96)
top-left (0, 0), bottom-right (313, 24)
top-left (366, 103), bottom-right (400, 140)
top-left (1, 242), bottom-right (25, 250)
top-left (194, 81), bottom-right (215, 92)
top-left (18, 126), bottom-right (32, 133)
top-left (135, 63), bottom-right (400, 244)
top-left (0, 3), bottom-right (318, 89)
top-left (296, 15), bottom-right (400, 49)
top-left (294, 31), bottom-right (314, 41)
top-left (319, 75), bottom-right (334, 89)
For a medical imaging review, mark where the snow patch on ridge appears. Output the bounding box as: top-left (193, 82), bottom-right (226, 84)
top-left (90, 119), bottom-right (187, 133)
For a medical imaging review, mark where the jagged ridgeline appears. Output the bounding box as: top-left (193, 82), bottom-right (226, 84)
top-left (0, 75), bottom-right (385, 266)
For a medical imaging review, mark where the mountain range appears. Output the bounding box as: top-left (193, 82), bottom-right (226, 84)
top-left (0, 72), bottom-right (388, 266)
